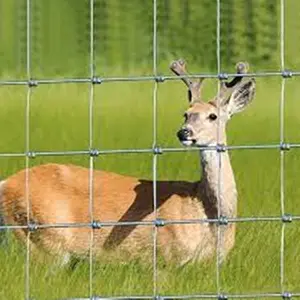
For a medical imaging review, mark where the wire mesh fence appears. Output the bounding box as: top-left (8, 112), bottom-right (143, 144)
top-left (1, 0), bottom-right (300, 299)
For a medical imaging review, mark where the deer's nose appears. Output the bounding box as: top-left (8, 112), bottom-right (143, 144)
top-left (177, 128), bottom-right (192, 141)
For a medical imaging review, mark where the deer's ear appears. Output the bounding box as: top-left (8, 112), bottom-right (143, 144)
top-left (224, 79), bottom-right (256, 116)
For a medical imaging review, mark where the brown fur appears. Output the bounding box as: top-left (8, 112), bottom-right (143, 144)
top-left (1, 164), bottom-right (217, 264)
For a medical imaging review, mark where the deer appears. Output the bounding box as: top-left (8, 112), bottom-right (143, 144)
top-left (0, 59), bottom-right (255, 266)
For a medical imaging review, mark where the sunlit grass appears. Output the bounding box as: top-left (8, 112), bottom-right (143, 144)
top-left (0, 75), bottom-right (300, 299)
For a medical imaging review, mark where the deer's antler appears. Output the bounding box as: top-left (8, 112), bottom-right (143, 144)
top-left (215, 61), bottom-right (249, 105)
top-left (170, 59), bottom-right (204, 103)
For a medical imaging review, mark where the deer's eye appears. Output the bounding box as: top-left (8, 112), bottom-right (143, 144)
top-left (183, 113), bottom-right (188, 121)
top-left (208, 113), bottom-right (217, 121)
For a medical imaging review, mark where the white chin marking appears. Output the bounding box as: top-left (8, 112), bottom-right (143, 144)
top-left (182, 140), bottom-right (194, 146)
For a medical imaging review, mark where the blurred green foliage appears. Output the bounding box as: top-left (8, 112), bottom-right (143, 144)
top-left (2, 0), bottom-right (299, 78)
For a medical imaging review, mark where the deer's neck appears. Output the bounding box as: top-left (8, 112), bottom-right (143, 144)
top-left (198, 149), bottom-right (237, 218)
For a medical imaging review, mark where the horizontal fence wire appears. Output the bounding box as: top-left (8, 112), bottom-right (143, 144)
top-left (58, 293), bottom-right (300, 300)
top-left (0, 143), bottom-right (299, 158)
top-left (0, 215), bottom-right (299, 231)
top-left (0, 71), bottom-right (299, 86)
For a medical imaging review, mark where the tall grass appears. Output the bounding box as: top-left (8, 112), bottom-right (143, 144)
top-left (0, 75), bottom-right (300, 299)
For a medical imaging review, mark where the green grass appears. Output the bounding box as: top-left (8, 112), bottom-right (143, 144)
top-left (1, 75), bottom-right (300, 299)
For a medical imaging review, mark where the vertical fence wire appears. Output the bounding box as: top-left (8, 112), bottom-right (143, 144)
top-left (215, 0), bottom-right (222, 294)
top-left (279, 0), bottom-right (286, 294)
top-left (152, 0), bottom-right (159, 296)
top-left (88, 0), bottom-right (95, 298)
top-left (25, 0), bottom-right (32, 299)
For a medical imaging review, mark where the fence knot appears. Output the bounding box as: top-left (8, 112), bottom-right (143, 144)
top-left (280, 143), bottom-right (291, 151)
top-left (282, 292), bottom-right (292, 299)
top-left (282, 214), bottom-right (292, 223)
top-left (218, 73), bottom-right (229, 80)
top-left (282, 70), bottom-right (293, 78)
top-left (89, 149), bottom-right (100, 157)
top-left (216, 144), bottom-right (227, 153)
top-left (218, 293), bottom-right (228, 300)
top-left (218, 215), bottom-right (229, 226)
top-left (28, 223), bottom-right (38, 232)
top-left (26, 151), bottom-right (36, 159)
top-left (28, 79), bottom-right (38, 87)
top-left (155, 76), bottom-right (165, 83)
top-left (153, 146), bottom-right (163, 155)
top-left (91, 220), bottom-right (102, 229)
top-left (154, 218), bottom-right (165, 227)
top-left (92, 77), bottom-right (102, 84)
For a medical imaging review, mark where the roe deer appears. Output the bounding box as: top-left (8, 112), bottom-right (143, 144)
top-left (0, 59), bottom-right (255, 265)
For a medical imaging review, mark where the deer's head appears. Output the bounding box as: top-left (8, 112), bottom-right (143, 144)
top-left (171, 59), bottom-right (256, 147)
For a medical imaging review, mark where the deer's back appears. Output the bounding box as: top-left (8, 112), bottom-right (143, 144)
top-left (1, 163), bottom-right (215, 263)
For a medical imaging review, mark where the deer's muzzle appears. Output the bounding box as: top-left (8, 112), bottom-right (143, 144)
top-left (177, 128), bottom-right (192, 142)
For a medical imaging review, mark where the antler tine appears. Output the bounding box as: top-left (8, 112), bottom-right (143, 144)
top-left (225, 61), bottom-right (249, 88)
top-left (217, 61), bottom-right (249, 101)
top-left (170, 59), bottom-right (191, 88)
top-left (170, 59), bottom-right (203, 103)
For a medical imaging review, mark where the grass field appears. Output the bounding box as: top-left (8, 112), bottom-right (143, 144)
top-left (0, 73), bottom-right (300, 299)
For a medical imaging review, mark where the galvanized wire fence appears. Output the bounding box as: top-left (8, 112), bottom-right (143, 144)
top-left (1, 0), bottom-right (300, 299)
